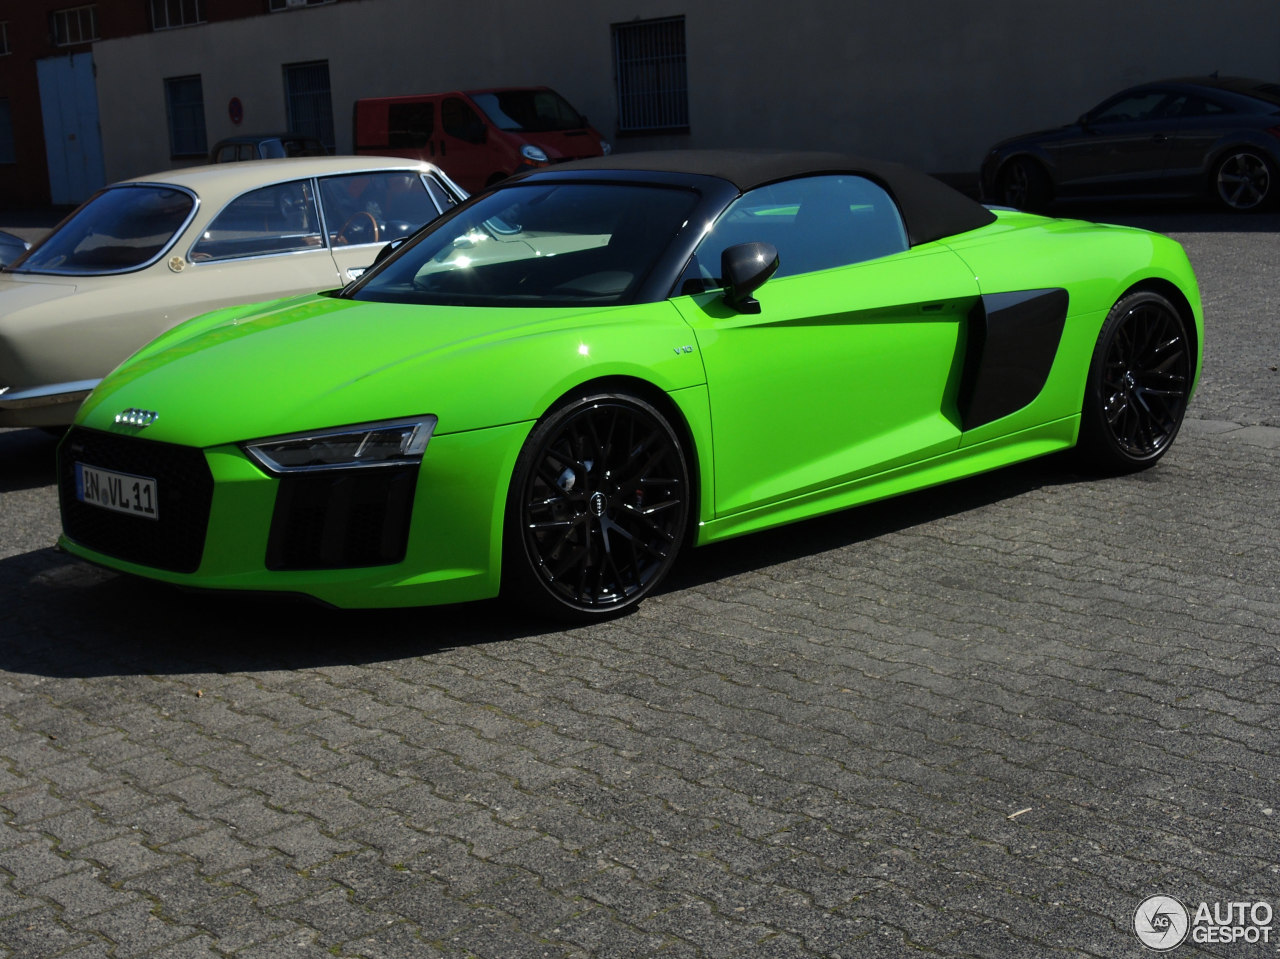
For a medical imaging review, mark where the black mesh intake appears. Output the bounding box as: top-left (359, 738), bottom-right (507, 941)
top-left (266, 465), bottom-right (418, 570)
top-left (58, 427), bottom-right (214, 574)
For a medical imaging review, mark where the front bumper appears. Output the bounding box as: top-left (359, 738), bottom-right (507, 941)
top-left (0, 379), bottom-right (99, 427)
top-left (57, 421), bottom-right (528, 608)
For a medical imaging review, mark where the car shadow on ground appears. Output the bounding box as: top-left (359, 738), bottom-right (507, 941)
top-left (0, 451), bottom-right (1081, 682)
top-left (0, 427), bottom-right (60, 493)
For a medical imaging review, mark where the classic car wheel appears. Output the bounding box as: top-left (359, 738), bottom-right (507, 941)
top-left (996, 158), bottom-right (1051, 211)
top-left (506, 393), bottom-right (690, 617)
top-left (1077, 290), bottom-right (1192, 472)
top-left (1213, 150), bottom-right (1273, 211)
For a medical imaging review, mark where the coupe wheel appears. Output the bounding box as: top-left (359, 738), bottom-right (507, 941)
top-left (996, 158), bottom-right (1051, 211)
top-left (1213, 150), bottom-right (1273, 211)
top-left (505, 393), bottom-right (690, 617)
top-left (1077, 291), bottom-right (1192, 472)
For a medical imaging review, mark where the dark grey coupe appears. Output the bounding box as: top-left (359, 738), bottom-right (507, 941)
top-left (981, 76), bottom-right (1280, 212)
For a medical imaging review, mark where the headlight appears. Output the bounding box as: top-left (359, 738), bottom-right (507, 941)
top-left (520, 144), bottom-right (549, 163)
top-left (243, 416), bottom-right (437, 473)
top-left (600, 140), bottom-right (612, 156)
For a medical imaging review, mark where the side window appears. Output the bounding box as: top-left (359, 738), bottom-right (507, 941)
top-left (1091, 93), bottom-right (1173, 124)
top-left (681, 175), bottom-right (908, 291)
top-left (442, 97), bottom-right (485, 143)
top-left (389, 102), bottom-right (434, 148)
top-left (190, 180), bottom-right (322, 261)
top-left (423, 175), bottom-right (457, 210)
top-left (1178, 95), bottom-right (1230, 118)
top-left (318, 172), bottom-right (443, 246)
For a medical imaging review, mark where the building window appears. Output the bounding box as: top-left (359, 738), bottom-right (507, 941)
top-left (612, 16), bottom-right (689, 133)
top-left (0, 100), bottom-right (15, 163)
top-left (52, 5), bottom-right (98, 46)
top-left (165, 75), bottom-right (207, 158)
top-left (1, 22), bottom-right (10, 56)
top-left (268, 0), bottom-right (333, 10)
top-left (284, 60), bottom-right (335, 152)
top-left (151, 0), bottom-right (205, 30)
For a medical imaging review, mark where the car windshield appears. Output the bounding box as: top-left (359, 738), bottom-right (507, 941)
top-left (15, 185), bottom-right (195, 275)
top-left (349, 182), bottom-right (699, 307)
top-left (470, 89), bottom-right (586, 132)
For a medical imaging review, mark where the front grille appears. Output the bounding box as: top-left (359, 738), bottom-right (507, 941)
top-left (58, 427), bottom-right (214, 574)
top-left (266, 465), bottom-right (417, 570)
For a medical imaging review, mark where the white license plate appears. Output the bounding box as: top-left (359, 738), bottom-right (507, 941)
top-left (75, 462), bottom-right (159, 520)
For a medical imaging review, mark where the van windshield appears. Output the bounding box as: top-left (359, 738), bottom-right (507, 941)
top-left (470, 89), bottom-right (587, 133)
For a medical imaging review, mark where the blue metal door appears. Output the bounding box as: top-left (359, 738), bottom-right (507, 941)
top-left (37, 52), bottom-right (106, 205)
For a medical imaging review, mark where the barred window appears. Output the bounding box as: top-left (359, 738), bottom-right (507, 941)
top-left (612, 16), bottom-right (689, 133)
top-left (52, 5), bottom-right (98, 46)
top-left (284, 60), bottom-right (335, 152)
top-left (268, 0), bottom-right (333, 10)
top-left (151, 0), bottom-right (204, 30)
top-left (165, 75), bottom-right (207, 158)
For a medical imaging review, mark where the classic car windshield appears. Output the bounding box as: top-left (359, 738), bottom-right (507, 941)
top-left (351, 182), bottom-right (700, 307)
top-left (16, 185), bottom-right (195, 275)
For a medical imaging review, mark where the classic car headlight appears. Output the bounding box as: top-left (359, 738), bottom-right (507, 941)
top-left (243, 416), bottom-right (437, 473)
top-left (520, 144), bottom-right (549, 163)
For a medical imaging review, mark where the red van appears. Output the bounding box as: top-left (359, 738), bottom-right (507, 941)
top-left (354, 87), bottom-right (611, 194)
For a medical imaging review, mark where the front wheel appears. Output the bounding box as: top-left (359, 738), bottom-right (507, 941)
top-left (995, 157), bottom-right (1051, 211)
top-left (1213, 150), bottom-right (1274, 211)
top-left (504, 393), bottom-right (691, 618)
top-left (1076, 290), bottom-right (1192, 473)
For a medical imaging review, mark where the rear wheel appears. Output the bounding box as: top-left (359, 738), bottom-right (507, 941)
top-left (1213, 149), bottom-right (1274, 211)
top-left (504, 393), bottom-right (690, 618)
top-left (996, 157), bottom-right (1051, 211)
top-left (1077, 291), bottom-right (1192, 473)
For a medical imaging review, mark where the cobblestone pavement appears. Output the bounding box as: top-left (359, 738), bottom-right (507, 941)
top-left (0, 211), bottom-right (1277, 957)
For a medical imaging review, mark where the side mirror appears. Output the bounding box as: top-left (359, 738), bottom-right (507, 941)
top-left (721, 242), bottom-right (779, 314)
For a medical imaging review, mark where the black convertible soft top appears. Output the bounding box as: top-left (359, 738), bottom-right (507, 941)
top-left (545, 150), bottom-right (997, 247)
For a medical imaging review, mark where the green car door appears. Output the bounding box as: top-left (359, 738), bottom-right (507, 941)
top-left (672, 174), bottom-right (982, 518)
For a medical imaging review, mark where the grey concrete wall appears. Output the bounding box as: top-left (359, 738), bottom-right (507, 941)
top-left (93, 0), bottom-right (1280, 183)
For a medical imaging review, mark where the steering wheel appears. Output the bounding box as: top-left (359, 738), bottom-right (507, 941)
top-left (337, 211), bottom-right (380, 245)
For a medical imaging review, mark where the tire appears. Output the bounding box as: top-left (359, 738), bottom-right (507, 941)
top-left (1076, 290), bottom-right (1193, 473)
top-left (504, 393), bottom-right (691, 618)
top-left (996, 157), bottom-right (1051, 211)
top-left (1213, 149), bottom-right (1274, 211)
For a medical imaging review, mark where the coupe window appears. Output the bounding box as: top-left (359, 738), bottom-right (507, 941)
top-left (679, 174), bottom-right (908, 293)
top-left (13, 185), bottom-right (195, 275)
top-left (317, 172), bottom-right (444, 247)
top-left (351, 182), bottom-right (700, 307)
top-left (190, 181), bottom-right (323, 261)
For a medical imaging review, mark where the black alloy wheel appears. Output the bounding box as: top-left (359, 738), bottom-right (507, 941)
top-left (1078, 290), bottom-right (1192, 472)
top-left (506, 393), bottom-right (690, 617)
top-left (1214, 150), bottom-right (1273, 211)
top-left (997, 157), bottom-right (1051, 211)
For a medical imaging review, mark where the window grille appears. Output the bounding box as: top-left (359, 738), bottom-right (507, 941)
top-left (151, 0), bottom-right (205, 30)
top-left (165, 75), bottom-right (207, 158)
top-left (612, 16), bottom-right (689, 133)
top-left (52, 5), bottom-right (98, 46)
top-left (284, 60), bottom-right (335, 152)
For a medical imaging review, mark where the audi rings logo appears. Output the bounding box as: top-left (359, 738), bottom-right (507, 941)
top-left (1134, 895), bottom-right (1190, 950)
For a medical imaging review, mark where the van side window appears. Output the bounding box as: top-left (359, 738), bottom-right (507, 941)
top-left (389, 103), bottom-right (434, 148)
top-left (442, 98), bottom-right (485, 143)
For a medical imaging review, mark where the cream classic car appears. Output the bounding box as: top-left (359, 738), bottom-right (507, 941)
top-left (0, 156), bottom-right (465, 428)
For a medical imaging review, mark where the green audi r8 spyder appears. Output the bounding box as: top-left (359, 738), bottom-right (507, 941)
top-left (57, 151), bottom-right (1203, 617)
